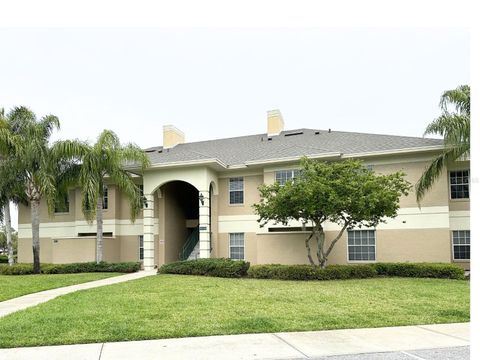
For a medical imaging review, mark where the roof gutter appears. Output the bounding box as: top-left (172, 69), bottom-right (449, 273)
top-left (143, 158), bottom-right (228, 170)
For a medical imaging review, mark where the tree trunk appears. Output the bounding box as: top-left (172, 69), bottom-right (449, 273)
top-left (3, 202), bottom-right (14, 266)
top-left (315, 225), bottom-right (328, 269)
top-left (304, 232), bottom-right (315, 266)
top-left (31, 199), bottom-right (41, 274)
top-left (96, 196), bottom-right (103, 263)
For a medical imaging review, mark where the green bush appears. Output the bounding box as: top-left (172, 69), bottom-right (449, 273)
top-left (0, 261), bottom-right (141, 275)
top-left (0, 263), bottom-right (33, 275)
top-left (0, 255), bottom-right (8, 263)
top-left (372, 262), bottom-right (465, 280)
top-left (159, 258), bottom-right (250, 278)
top-left (247, 262), bottom-right (465, 281)
top-left (247, 264), bottom-right (377, 281)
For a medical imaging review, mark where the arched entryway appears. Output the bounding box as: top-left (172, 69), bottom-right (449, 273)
top-left (160, 181), bottom-right (199, 263)
top-left (142, 166), bottom-right (219, 270)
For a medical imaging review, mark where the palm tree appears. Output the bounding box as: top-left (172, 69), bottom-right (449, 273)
top-left (0, 157), bottom-right (27, 266)
top-left (6, 106), bottom-right (87, 273)
top-left (78, 130), bottom-right (150, 263)
top-left (0, 108), bottom-right (22, 266)
top-left (416, 85), bottom-right (470, 202)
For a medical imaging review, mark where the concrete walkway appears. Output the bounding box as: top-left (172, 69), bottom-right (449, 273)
top-left (0, 270), bottom-right (157, 318)
top-left (0, 323), bottom-right (469, 360)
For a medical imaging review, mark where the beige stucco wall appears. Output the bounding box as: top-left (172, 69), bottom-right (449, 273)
top-left (18, 189), bottom-right (77, 224)
top-left (217, 174), bottom-right (263, 216)
top-left (210, 193), bottom-right (219, 258)
top-left (17, 238), bottom-right (53, 263)
top-left (217, 228), bottom-right (455, 266)
top-left (51, 237), bottom-right (96, 263)
top-left (18, 236), bottom-right (140, 264)
top-left (374, 161), bottom-right (449, 208)
top-left (18, 184), bottom-right (142, 226)
top-left (120, 236), bottom-right (141, 262)
top-left (375, 229), bottom-right (452, 262)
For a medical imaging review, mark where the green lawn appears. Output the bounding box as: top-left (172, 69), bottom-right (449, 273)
top-left (0, 273), bottom-right (122, 302)
top-left (0, 275), bottom-right (469, 348)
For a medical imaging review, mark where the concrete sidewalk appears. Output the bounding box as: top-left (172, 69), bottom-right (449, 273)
top-left (0, 322), bottom-right (469, 360)
top-left (0, 270), bottom-right (157, 318)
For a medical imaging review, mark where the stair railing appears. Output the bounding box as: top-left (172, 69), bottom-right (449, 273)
top-left (180, 226), bottom-right (200, 261)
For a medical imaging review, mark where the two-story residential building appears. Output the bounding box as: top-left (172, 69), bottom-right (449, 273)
top-left (17, 110), bottom-right (470, 270)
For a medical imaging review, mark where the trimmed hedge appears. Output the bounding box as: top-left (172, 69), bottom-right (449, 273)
top-left (0, 261), bottom-right (141, 275)
top-left (159, 258), bottom-right (250, 278)
top-left (247, 264), bottom-right (377, 281)
top-left (158, 260), bottom-right (464, 281)
top-left (372, 262), bottom-right (465, 280)
top-left (247, 263), bottom-right (465, 281)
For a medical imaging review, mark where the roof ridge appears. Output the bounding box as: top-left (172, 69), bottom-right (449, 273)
top-left (325, 129), bottom-right (442, 141)
top-left (146, 128), bottom-right (441, 150)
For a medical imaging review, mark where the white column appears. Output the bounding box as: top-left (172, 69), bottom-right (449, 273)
top-left (143, 193), bottom-right (155, 270)
top-left (198, 190), bottom-right (211, 259)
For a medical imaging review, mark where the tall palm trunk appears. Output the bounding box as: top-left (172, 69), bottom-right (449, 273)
top-left (3, 202), bottom-right (14, 266)
top-left (31, 199), bottom-right (41, 274)
top-left (96, 196), bottom-right (103, 263)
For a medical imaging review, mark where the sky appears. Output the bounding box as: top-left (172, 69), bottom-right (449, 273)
top-left (0, 28), bottom-right (469, 145)
top-left (0, 27), bottom-right (470, 228)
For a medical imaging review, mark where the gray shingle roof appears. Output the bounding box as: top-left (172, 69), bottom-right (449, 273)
top-left (145, 129), bottom-right (443, 167)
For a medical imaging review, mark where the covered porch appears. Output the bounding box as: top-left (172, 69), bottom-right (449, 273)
top-left (142, 166), bottom-right (218, 270)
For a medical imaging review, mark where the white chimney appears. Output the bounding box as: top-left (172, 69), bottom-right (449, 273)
top-left (163, 125), bottom-right (185, 148)
top-left (267, 109), bottom-right (284, 136)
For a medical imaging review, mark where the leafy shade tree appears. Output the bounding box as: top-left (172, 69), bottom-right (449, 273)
top-left (254, 158), bottom-right (411, 268)
top-left (416, 85), bottom-right (470, 202)
top-left (6, 107), bottom-right (87, 273)
top-left (78, 130), bottom-right (150, 263)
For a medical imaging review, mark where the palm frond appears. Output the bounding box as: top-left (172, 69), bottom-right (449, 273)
top-left (51, 139), bottom-right (90, 161)
top-left (416, 149), bottom-right (457, 203)
top-left (109, 169), bottom-right (143, 222)
top-left (119, 143), bottom-right (151, 169)
top-left (417, 85), bottom-right (470, 202)
top-left (39, 115), bottom-right (60, 139)
top-left (439, 85), bottom-right (470, 115)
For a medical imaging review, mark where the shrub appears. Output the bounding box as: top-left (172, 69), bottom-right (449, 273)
top-left (0, 255), bottom-right (8, 263)
top-left (0, 263), bottom-right (33, 275)
top-left (372, 262), bottom-right (465, 280)
top-left (159, 258), bottom-right (250, 278)
top-left (247, 264), bottom-right (377, 281)
top-left (247, 263), bottom-right (464, 281)
top-left (0, 261), bottom-right (141, 275)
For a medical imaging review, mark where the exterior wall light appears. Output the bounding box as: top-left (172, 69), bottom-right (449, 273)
top-left (199, 193), bottom-right (205, 205)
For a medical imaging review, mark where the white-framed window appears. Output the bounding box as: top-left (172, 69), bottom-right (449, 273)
top-left (54, 193), bottom-right (70, 213)
top-left (275, 169), bottom-right (301, 186)
top-left (102, 185), bottom-right (109, 209)
top-left (229, 233), bottom-right (245, 260)
top-left (139, 235), bottom-right (144, 260)
top-left (449, 170), bottom-right (469, 199)
top-left (347, 230), bottom-right (376, 261)
top-left (229, 177), bottom-right (244, 204)
top-left (452, 230), bottom-right (470, 260)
